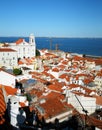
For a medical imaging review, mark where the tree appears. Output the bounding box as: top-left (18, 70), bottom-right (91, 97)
top-left (13, 68), bottom-right (22, 75)
top-left (36, 49), bottom-right (40, 56)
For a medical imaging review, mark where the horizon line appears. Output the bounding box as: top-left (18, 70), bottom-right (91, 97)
top-left (0, 35), bottom-right (102, 38)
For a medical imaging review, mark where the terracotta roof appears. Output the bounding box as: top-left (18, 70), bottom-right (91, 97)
top-left (58, 64), bottom-right (66, 70)
top-left (19, 101), bottom-right (28, 108)
top-left (25, 58), bottom-right (33, 63)
top-left (84, 57), bottom-right (95, 62)
top-left (43, 65), bottom-right (50, 71)
top-left (76, 73), bottom-right (88, 77)
top-left (48, 83), bottom-right (63, 92)
top-left (59, 73), bottom-right (69, 79)
top-left (94, 58), bottom-right (102, 65)
top-left (29, 71), bottom-right (42, 76)
top-left (41, 91), bottom-right (64, 100)
top-left (40, 98), bottom-right (70, 119)
top-left (16, 38), bottom-right (24, 45)
top-left (32, 76), bottom-right (47, 83)
top-left (19, 102), bottom-right (25, 107)
top-left (4, 86), bottom-right (17, 95)
top-left (68, 84), bottom-right (93, 95)
top-left (0, 48), bottom-right (16, 52)
top-left (61, 60), bottom-right (68, 65)
top-left (30, 89), bottom-right (43, 98)
top-left (52, 67), bottom-right (59, 72)
top-left (45, 53), bottom-right (56, 57)
top-left (68, 84), bottom-right (79, 88)
top-left (18, 60), bottom-right (24, 65)
top-left (42, 71), bottom-right (55, 79)
top-left (83, 78), bottom-right (93, 84)
top-left (0, 87), bottom-right (6, 124)
top-left (73, 109), bottom-right (102, 129)
top-left (73, 56), bottom-right (83, 61)
top-left (97, 70), bottom-right (102, 77)
top-left (96, 96), bottom-right (102, 105)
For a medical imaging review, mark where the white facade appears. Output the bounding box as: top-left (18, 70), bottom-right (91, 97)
top-left (9, 34), bottom-right (36, 59)
top-left (94, 76), bottom-right (102, 88)
top-left (85, 60), bottom-right (95, 69)
top-left (0, 70), bottom-right (16, 88)
top-left (48, 69), bottom-right (65, 79)
top-left (46, 109), bottom-right (72, 123)
top-left (0, 48), bottom-right (18, 67)
top-left (8, 96), bottom-right (26, 128)
top-left (66, 90), bottom-right (96, 115)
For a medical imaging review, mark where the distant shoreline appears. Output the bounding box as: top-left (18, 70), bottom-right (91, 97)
top-left (0, 36), bottom-right (102, 39)
top-left (0, 37), bottom-right (102, 57)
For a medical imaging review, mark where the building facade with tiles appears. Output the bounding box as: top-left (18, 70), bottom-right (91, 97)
top-left (0, 48), bottom-right (18, 67)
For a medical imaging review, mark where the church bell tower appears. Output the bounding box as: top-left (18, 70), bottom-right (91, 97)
top-left (29, 34), bottom-right (35, 45)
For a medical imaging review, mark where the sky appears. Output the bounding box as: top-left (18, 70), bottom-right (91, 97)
top-left (0, 0), bottom-right (102, 37)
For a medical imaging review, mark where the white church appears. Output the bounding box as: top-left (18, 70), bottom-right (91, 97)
top-left (10, 34), bottom-right (36, 59)
top-left (0, 34), bottom-right (36, 67)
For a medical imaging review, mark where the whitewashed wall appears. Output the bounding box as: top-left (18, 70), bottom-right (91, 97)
top-left (0, 70), bottom-right (16, 88)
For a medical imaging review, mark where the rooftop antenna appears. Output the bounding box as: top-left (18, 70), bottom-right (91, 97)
top-left (50, 38), bottom-right (52, 50)
top-left (75, 95), bottom-right (88, 129)
top-left (55, 43), bottom-right (59, 51)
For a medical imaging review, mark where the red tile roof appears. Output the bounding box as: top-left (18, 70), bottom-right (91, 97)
top-left (94, 58), bottom-right (102, 65)
top-left (48, 83), bottom-right (63, 93)
top-left (42, 71), bottom-right (55, 79)
top-left (68, 84), bottom-right (79, 88)
top-left (16, 39), bottom-right (24, 45)
top-left (19, 102), bottom-right (25, 107)
top-left (61, 60), bottom-right (68, 65)
top-left (58, 64), bottom-right (66, 70)
top-left (73, 56), bottom-right (83, 61)
top-left (96, 96), bottom-right (102, 105)
top-left (97, 70), bottom-right (102, 77)
top-left (89, 115), bottom-right (102, 129)
top-left (59, 73), bottom-right (69, 79)
top-left (19, 101), bottom-right (28, 108)
top-left (83, 78), bottom-right (93, 84)
top-left (43, 65), bottom-right (50, 71)
top-left (4, 86), bottom-right (17, 95)
top-left (0, 48), bottom-right (16, 52)
top-left (18, 60), bottom-right (24, 65)
top-left (73, 110), bottom-right (102, 129)
top-left (30, 89), bottom-right (43, 98)
top-left (40, 98), bottom-right (69, 119)
top-left (0, 87), bottom-right (6, 124)
top-left (41, 91), bottom-right (64, 100)
top-left (52, 67), bottom-right (59, 72)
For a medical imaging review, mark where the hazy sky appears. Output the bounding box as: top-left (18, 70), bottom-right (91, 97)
top-left (0, 0), bottom-right (102, 37)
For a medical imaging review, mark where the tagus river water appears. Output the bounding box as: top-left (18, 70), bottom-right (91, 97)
top-left (0, 37), bottom-right (102, 56)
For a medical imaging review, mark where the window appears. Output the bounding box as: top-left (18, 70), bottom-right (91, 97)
top-left (19, 49), bottom-right (20, 54)
top-left (23, 48), bottom-right (25, 52)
